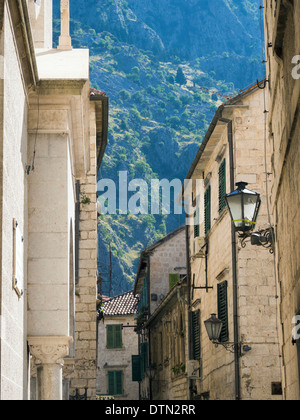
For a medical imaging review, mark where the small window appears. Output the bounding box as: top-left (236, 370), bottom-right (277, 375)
top-left (106, 325), bottom-right (122, 349)
top-left (108, 371), bottom-right (123, 396)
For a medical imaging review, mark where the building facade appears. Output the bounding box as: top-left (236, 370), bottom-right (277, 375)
top-left (263, 0), bottom-right (300, 400)
top-left (184, 86), bottom-right (282, 400)
top-left (0, 0), bottom-right (107, 400)
top-left (145, 276), bottom-right (189, 400)
top-left (96, 291), bottom-right (139, 400)
top-left (133, 226), bottom-right (187, 400)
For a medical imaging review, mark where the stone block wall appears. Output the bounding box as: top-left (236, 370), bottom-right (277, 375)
top-left (69, 102), bottom-right (98, 400)
top-left (264, 0), bottom-right (300, 400)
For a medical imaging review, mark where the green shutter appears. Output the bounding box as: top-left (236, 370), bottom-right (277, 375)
top-left (132, 355), bottom-right (142, 382)
top-left (140, 342), bottom-right (149, 378)
top-left (194, 210), bottom-right (200, 238)
top-left (106, 325), bottom-right (114, 349)
top-left (108, 371), bottom-right (115, 395)
top-left (107, 325), bottom-right (122, 349)
top-left (108, 371), bottom-right (123, 395)
top-left (218, 159), bottom-right (226, 213)
top-left (169, 273), bottom-right (180, 289)
top-left (139, 278), bottom-right (148, 310)
top-left (204, 186), bottom-right (211, 235)
top-left (191, 310), bottom-right (201, 361)
top-left (115, 371), bottom-right (123, 395)
top-left (217, 281), bottom-right (229, 342)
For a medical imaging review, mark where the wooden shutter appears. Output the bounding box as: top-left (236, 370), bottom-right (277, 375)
top-left (132, 355), bottom-right (142, 382)
top-left (107, 325), bottom-right (122, 349)
top-left (218, 159), bottom-right (226, 213)
top-left (115, 371), bottom-right (123, 395)
top-left (108, 371), bottom-right (123, 395)
top-left (194, 210), bottom-right (199, 238)
top-left (204, 185), bottom-right (211, 235)
top-left (140, 342), bottom-right (149, 378)
top-left (108, 371), bottom-right (115, 395)
top-left (217, 281), bottom-right (229, 342)
top-left (191, 310), bottom-right (201, 360)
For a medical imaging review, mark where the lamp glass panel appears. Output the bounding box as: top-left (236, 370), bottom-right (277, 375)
top-left (226, 194), bottom-right (243, 228)
top-left (205, 318), bottom-right (223, 341)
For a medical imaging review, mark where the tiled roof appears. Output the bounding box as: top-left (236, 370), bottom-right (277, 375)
top-left (103, 291), bottom-right (138, 316)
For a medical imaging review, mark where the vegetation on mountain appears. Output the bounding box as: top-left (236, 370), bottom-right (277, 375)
top-left (53, 0), bottom-right (262, 295)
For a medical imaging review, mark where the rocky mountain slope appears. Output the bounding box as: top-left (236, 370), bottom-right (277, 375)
top-left (54, 0), bottom-right (263, 295)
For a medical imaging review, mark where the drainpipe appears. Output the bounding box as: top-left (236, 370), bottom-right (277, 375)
top-left (75, 181), bottom-right (80, 285)
top-left (220, 117), bottom-right (241, 400)
top-left (185, 223), bottom-right (193, 400)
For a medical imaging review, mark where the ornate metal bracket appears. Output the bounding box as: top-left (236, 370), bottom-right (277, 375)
top-left (238, 227), bottom-right (275, 254)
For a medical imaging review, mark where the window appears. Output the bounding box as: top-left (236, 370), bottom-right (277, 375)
top-left (204, 185), bottom-right (211, 235)
top-left (106, 324), bottom-right (123, 349)
top-left (108, 371), bottom-right (123, 396)
top-left (217, 281), bottom-right (229, 342)
top-left (218, 159), bottom-right (226, 214)
top-left (191, 310), bottom-right (201, 361)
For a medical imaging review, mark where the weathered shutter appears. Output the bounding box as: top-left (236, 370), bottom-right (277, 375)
top-left (217, 281), bottom-right (229, 342)
top-left (106, 325), bottom-right (114, 349)
top-left (107, 325), bottom-right (122, 349)
top-left (169, 273), bottom-right (180, 289)
top-left (140, 342), bottom-right (149, 378)
top-left (115, 371), bottom-right (123, 395)
top-left (218, 159), bottom-right (226, 213)
top-left (108, 371), bottom-right (123, 395)
top-left (132, 355), bottom-right (142, 382)
top-left (108, 371), bottom-right (115, 395)
top-left (114, 325), bottom-right (123, 349)
top-left (191, 310), bottom-right (201, 360)
top-left (204, 186), bottom-right (211, 235)
top-left (194, 210), bottom-right (200, 238)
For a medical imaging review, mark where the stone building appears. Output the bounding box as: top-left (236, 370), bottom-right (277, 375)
top-left (263, 0), bottom-right (300, 400)
top-left (145, 276), bottom-right (189, 400)
top-left (183, 85), bottom-right (282, 400)
top-left (0, 0), bottom-right (108, 400)
top-left (96, 291), bottom-right (139, 400)
top-left (133, 226), bottom-right (187, 400)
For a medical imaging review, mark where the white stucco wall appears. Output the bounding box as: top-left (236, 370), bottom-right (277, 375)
top-left (0, 3), bottom-right (29, 400)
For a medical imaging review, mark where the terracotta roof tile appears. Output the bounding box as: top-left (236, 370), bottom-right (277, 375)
top-left (103, 291), bottom-right (138, 316)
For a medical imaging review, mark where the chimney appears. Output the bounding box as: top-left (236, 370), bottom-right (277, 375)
top-left (58, 0), bottom-right (72, 50)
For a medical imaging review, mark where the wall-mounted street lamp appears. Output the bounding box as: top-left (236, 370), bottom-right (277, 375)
top-left (204, 314), bottom-right (251, 355)
top-left (146, 365), bottom-right (156, 381)
top-left (225, 182), bottom-right (274, 252)
top-left (225, 182), bottom-right (261, 233)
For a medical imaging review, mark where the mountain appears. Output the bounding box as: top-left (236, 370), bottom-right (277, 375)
top-left (53, 0), bottom-right (262, 296)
